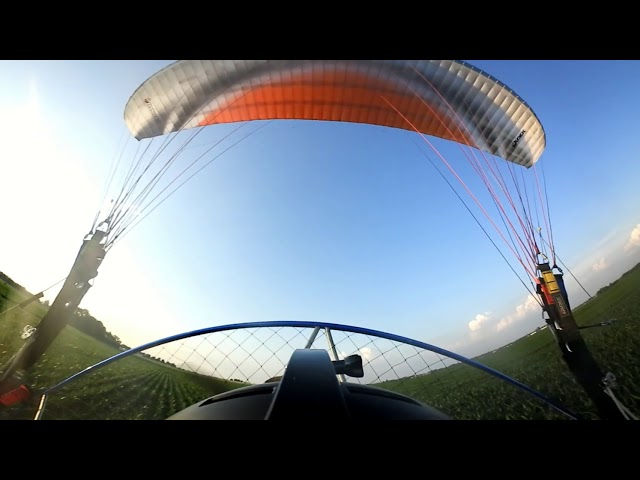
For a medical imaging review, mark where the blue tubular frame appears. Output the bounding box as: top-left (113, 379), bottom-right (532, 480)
top-left (38, 320), bottom-right (578, 419)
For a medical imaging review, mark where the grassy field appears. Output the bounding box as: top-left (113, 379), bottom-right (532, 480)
top-left (1, 263), bottom-right (639, 420)
top-left (0, 324), bottom-right (248, 420)
top-left (380, 264), bottom-right (640, 419)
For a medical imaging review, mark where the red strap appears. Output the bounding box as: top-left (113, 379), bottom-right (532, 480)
top-left (0, 385), bottom-right (31, 407)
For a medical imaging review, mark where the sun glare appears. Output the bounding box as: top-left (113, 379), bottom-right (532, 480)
top-left (0, 80), bottom-right (98, 287)
top-left (0, 76), bottom-right (180, 347)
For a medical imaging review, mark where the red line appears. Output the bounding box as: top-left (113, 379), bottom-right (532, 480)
top-left (408, 67), bottom-right (540, 269)
top-left (380, 95), bottom-right (538, 282)
top-left (533, 163), bottom-right (555, 264)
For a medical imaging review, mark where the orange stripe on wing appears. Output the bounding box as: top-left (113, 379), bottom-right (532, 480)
top-left (197, 67), bottom-right (473, 146)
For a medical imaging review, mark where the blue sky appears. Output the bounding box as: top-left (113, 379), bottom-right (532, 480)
top-left (1, 60), bottom-right (639, 358)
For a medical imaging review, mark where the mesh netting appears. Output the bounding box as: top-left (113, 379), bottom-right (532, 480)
top-left (7, 323), bottom-right (571, 420)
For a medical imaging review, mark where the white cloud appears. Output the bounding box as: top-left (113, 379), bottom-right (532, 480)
top-left (624, 224), bottom-right (640, 251)
top-left (469, 313), bottom-right (490, 332)
top-left (340, 346), bottom-right (374, 361)
top-left (592, 257), bottom-right (608, 272)
top-left (496, 295), bottom-right (538, 332)
top-left (495, 316), bottom-right (513, 333)
top-left (358, 347), bottom-right (374, 360)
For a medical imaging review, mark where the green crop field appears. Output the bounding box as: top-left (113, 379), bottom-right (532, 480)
top-left (379, 264), bottom-right (640, 419)
top-left (1, 263), bottom-right (639, 420)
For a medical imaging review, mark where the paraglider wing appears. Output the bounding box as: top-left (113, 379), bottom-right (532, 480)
top-left (124, 60), bottom-right (546, 167)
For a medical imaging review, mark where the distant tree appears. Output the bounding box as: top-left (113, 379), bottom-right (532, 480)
top-left (0, 271), bottom-right (29, 295)
top-left (69, 307), bottom-right (125, 349)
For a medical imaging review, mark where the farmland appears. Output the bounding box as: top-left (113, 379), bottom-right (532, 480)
top-left (380, 263), bottom-right (640, 419)
top-left (1, 263), bottom-right (639, 420)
